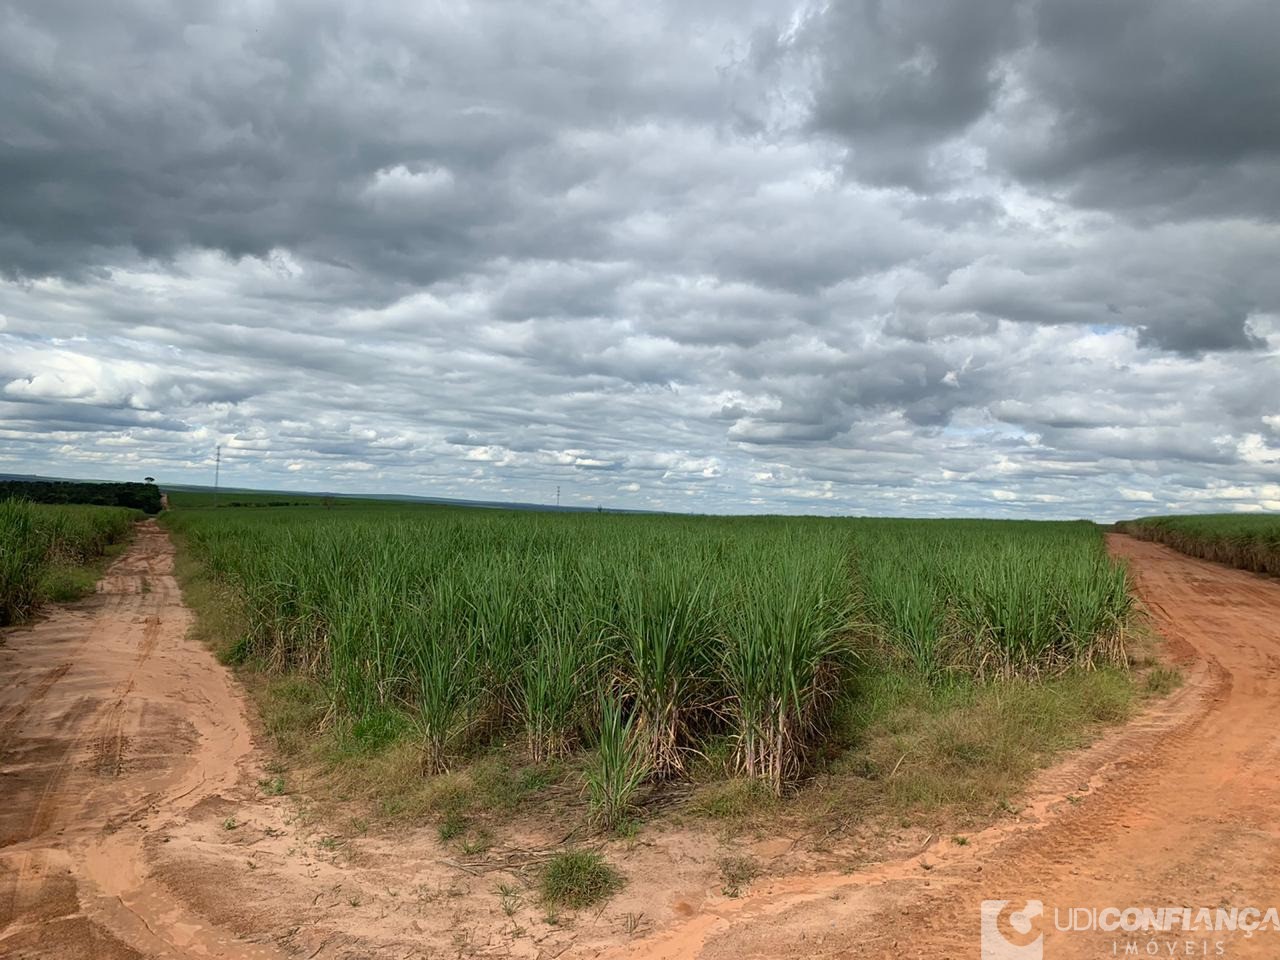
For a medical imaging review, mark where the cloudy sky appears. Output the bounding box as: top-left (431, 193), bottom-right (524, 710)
top-left (2, 0), bottom-right (1278, 518)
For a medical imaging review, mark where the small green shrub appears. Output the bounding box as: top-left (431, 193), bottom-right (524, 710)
top-left (540, 850), bottom-right (622, 909)
top-left (584, 695), bottom-right (651, 832)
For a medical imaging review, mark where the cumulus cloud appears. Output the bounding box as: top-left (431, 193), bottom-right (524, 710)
top-left (0, 0), bottom-right (1276, 519)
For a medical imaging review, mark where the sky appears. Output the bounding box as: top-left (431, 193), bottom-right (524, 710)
top-left (1, 0), bottom-right (1278, 519)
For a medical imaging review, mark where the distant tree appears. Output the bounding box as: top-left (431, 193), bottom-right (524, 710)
top-left (0, 480), bottom-right (162, 514)
top-left (144, 476), bottom-right (155, 484)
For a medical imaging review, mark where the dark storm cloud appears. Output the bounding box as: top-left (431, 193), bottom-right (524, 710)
top-left (0, 397), bottom-right (188, 434)
top-left (0, 0), bottom-right (1277, 518)
top-left (803, 0), bottom-right (1021, 187)
top-left (794, 0), bottom-right (1280, 221)
top-left (1001, 0), bottom-right (1280, 219)
top-left (0, 2), bottom-right (724, 283)
top-left (890, 219), bottom-right (1280, 354)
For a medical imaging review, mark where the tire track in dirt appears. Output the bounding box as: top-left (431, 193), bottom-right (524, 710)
top-left (0, 663), bottom-right (71, 754)
top-left (91, 680), bottom-right (135, 779)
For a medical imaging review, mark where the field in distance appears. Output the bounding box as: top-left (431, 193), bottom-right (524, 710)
top-left (1119, 512), bottom-right (1280, 575)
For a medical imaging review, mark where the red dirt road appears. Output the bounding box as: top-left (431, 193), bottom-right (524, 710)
top-left (0, 521), bottom-right (283, 959)
top-left (2, 528), bottom-right (1279, 958)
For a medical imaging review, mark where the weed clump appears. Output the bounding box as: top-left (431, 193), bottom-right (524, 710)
top-left (539, 850), bottom-right (622, 909)
top-left (718, 855), bottom-right (759, 897)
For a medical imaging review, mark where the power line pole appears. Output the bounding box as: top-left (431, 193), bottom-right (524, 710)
top-left (213, 444), bottom-right (221, 509)
top-left (556, 485), bottom-right (560, 509)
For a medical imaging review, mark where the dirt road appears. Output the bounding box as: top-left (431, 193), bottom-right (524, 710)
top-left (0, 521), bottom-right (283, 959)
top-left (3, 529), bottom-right (1279, 959)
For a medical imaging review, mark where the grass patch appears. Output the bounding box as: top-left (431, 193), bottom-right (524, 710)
top-left (539, 850), bottom-right (622, 909)
top-left (170, 540), bottom-right (252, 665)
top-left (320, 745), bottom-right (569, 824)
top-left (438, 811), bottom-right (468, 841)
top-left (40, 540), bottom-right (129, 604)
top-left (40, 563), bottom-right (102, 603)
top-left (718, 854), bottom-right (759, 897)
top-left (1142, 665), bottom-right (1183, 696)
top-left (257, 676), bottom-right (330, 756)
top-left (805, 659), bottom-right (1136, 822)
top-left (680, 658), bottom-right (1139, 835)
top-left (343, 709), bottom-right (414, 754)
top-left (470, 756), bottom-right (561, 810)
top-left (689, 778), bottom-right (779, 822)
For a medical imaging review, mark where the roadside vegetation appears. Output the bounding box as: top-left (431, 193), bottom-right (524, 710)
top-left (1118, 513), bottom-right (1280, 575)
top-left (0, 500), bottom-right (141, 625)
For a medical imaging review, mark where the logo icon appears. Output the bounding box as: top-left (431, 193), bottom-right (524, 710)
top-left (981, 900), bottom-right (1044, 960)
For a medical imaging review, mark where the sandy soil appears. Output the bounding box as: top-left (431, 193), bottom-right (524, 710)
top-left (2, 527), bottom-right (1278, 958)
